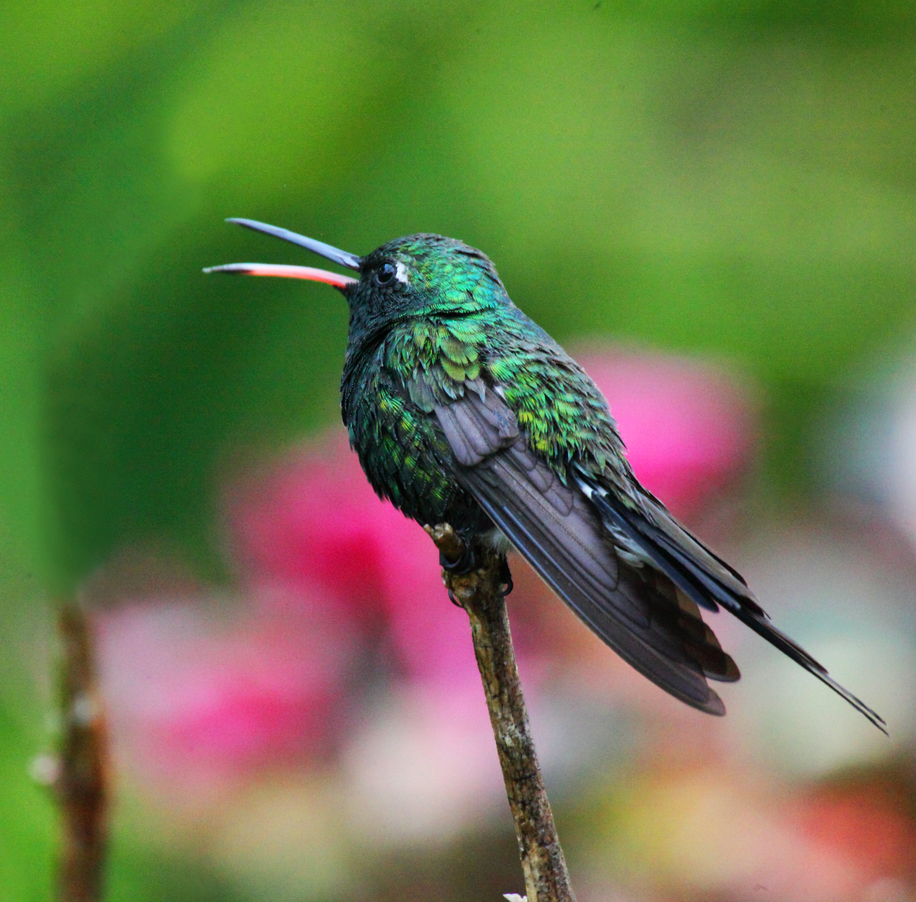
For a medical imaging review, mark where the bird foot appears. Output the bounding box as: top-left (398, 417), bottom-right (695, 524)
top-left (429, 525), bottom-right (513, 603)
top-left (438, 535), bottom-right (478, 575)
top-left (497, 557), bottom-right (513, 598)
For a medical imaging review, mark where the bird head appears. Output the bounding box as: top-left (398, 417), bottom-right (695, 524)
top-left (206, 220), bottom-right (508, 339)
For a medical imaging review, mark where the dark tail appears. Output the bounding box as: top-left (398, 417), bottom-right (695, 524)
top-left (578, 468), bottom-right (887, 735)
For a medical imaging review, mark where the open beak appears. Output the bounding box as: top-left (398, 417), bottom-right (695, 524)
top-left (204, 218), bottom-right (360, 291)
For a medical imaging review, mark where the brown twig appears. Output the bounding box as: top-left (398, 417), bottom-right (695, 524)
top-left (56, 601), bottom-right (109, 902)
top-left (425, 524), bottom-right (576, 902)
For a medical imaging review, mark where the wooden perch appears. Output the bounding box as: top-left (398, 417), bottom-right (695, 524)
top-left (56, 601), bottom-right (109, 902)
top-left (426, 524), bottom-right (576, 902)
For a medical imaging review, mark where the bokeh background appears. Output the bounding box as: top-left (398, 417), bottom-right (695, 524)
top-left (3, 2), bottom-right (916, 900)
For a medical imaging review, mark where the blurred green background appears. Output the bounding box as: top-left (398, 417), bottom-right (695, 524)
top-left (2, 1), bottom-right (916, 900)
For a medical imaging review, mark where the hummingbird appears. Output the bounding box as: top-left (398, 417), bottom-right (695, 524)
top-left (207, 219), bottom-right (885, 731)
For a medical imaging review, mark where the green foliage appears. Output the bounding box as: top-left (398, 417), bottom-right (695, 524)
top-left (0, 703), bottom-right (54, 902)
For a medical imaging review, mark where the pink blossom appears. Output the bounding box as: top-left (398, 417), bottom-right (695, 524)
top-left (576, 347), bottom-right (756, 518)
top-left (97, 594), bottom-right (354, 799)
top-left (227, 437), bottom-right (480, 690)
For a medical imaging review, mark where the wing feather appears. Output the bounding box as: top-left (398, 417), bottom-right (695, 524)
top-left (432, 388), bottom-right (885, 731)
top-left (434, 392), bottom-right (735, 714)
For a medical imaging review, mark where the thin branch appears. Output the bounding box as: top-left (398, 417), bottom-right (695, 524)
top-left (56, 601), bottom-right (109, 902)
top-left (426, 524), bottom-right (576, 902)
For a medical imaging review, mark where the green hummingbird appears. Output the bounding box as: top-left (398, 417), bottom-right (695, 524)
top-left (207, 219), bottom-right (885, 731)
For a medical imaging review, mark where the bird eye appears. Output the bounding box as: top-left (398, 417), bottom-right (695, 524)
top-left (374, 262), bottom-right (397, 286)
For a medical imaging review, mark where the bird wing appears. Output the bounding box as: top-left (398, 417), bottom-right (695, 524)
top-left (434, 385), bottom-right (886, 731)
top-left (434, 385), bottom-right (736, 715)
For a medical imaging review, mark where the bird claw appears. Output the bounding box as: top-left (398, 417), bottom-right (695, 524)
top-left (438, 540), bottom-right (478, 575)
top-left (498, 558), bottom-right (513, 598)
top-left (438, 534), bottom-right (512, 603)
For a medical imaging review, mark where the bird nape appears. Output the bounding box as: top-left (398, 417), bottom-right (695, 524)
top-left (206, 218), bottom-right (886, 734)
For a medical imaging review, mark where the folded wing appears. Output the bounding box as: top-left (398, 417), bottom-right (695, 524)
top-left (434, 384), bottom-right (886, 731)
top-left (435, 385), bottom-right (737, 715)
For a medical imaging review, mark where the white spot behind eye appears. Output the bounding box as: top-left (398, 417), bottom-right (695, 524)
top-left (395, 261), bottom-right (410, 284)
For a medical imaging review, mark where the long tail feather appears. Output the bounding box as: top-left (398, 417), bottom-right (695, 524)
top-left (577, 469), bottom-right (887, 734)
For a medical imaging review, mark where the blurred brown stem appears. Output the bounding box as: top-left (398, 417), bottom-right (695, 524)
top-left (57, 601), bottom-right (109, 902)
top-left (425, 524), bottom-right (576, 902)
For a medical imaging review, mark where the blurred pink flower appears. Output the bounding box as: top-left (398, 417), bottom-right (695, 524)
top-left (576, 347), bottom-right (756, 518)
top-left (227, 441), bottom-right (393, 619)
top-left (98, 593), bottom-right (354, 800)
top-left (227, 437), bottom-right (480, 690)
